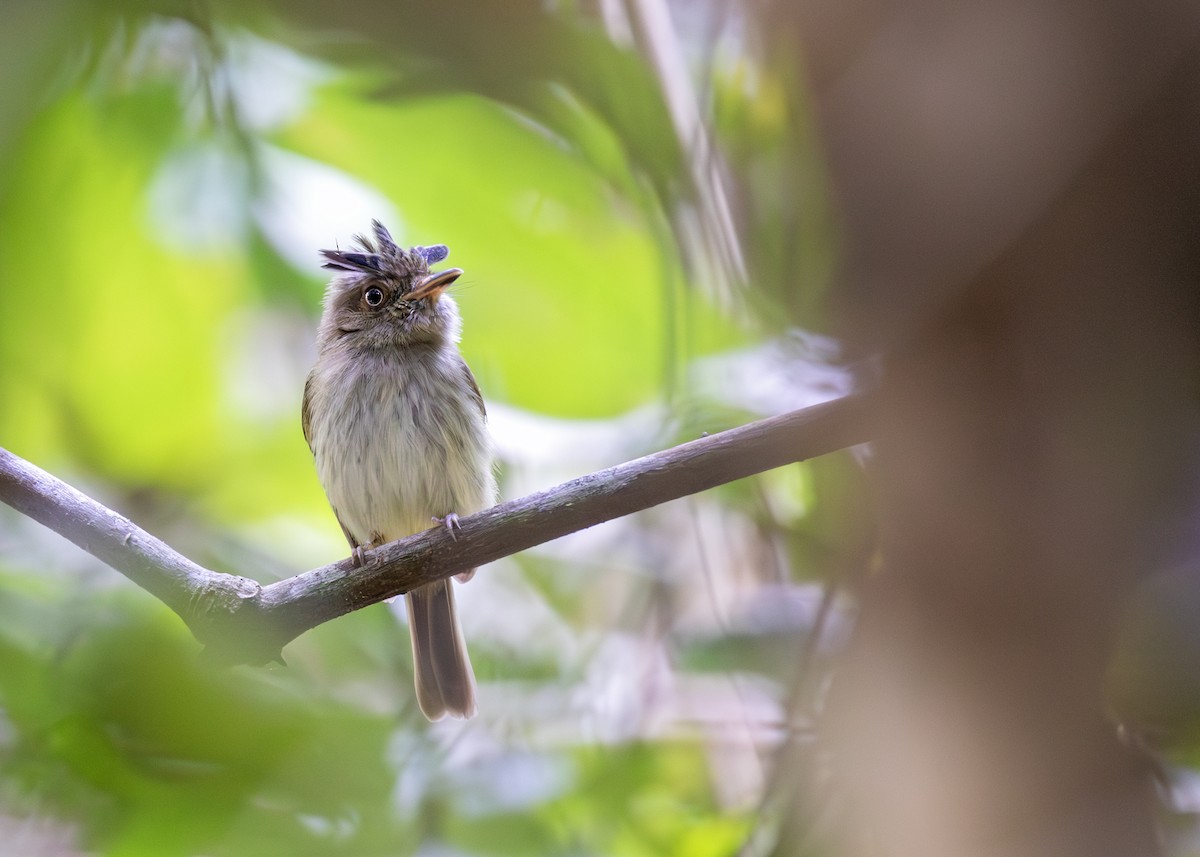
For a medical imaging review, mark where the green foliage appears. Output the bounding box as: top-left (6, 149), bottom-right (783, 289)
top-left (280, 85), bottom-right (741, 416)
top-left (0, 4), bottom-right (853, 855)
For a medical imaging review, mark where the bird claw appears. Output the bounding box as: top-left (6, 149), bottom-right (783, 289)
top-left (433, 513), bottom-right (461, 541)
top-left (351, 545), bottom-right (367, 567)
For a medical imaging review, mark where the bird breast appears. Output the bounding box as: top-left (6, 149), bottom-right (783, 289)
top-left (310, 347), bottom-right (494, 545)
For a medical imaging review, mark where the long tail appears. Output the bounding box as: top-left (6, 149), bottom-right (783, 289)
top-left (406, 578), bottom-right (477, 720)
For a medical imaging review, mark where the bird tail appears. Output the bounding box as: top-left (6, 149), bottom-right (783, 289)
top-left (406, 578), bottom-right (477, 720)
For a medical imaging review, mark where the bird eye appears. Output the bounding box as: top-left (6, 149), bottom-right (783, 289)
top-left (364, 287), bottom-right (385, 307)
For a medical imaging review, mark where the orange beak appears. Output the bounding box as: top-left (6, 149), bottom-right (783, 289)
top-left (408, 268), bottom-right (463, 302)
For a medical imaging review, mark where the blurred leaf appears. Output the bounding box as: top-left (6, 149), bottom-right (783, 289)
top-left (0, 91), bottom-right (248, 488)
top-left (278, 84), bottom-right (745, 417)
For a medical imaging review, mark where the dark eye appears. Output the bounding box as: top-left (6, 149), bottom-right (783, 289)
top-left (364, 287), bottom-right (385, 307)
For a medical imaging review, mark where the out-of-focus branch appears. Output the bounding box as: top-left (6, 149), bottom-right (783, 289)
top-left (0, 393), bottom-right (870, 664)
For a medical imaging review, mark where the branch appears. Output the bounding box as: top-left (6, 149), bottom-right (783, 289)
top-left (0, 394), bottom-right (870, 664)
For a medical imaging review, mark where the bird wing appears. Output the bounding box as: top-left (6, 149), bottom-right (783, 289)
top-left (301, 371), bottom-right (316, 453)
top-left (456, 355), bottom-right (486, 420)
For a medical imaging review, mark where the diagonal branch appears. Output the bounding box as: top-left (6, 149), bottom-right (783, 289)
top-left (0, 393), bottom-right (870, 664)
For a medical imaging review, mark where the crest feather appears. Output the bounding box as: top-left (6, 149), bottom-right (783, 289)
top-left (413, 244), bottom-right (450, 265)
top-left (320, 250), bottom-right (384, 272)
top-left (318, 222), bottom-right (452, 280)
top-left (372, 220), bottom-right (400, 256)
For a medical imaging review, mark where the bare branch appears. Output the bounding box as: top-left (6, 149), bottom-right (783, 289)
top-left (0, 393), bottom-right (870, 664)
top-left (0, 448), bottom-right (263, 646)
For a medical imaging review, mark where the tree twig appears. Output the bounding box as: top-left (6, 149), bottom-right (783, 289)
top-left (0, 393), bottom-right (870, 664)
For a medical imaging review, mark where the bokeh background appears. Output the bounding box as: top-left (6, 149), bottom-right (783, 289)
top-left (0, 2), bottom-right (862, 855)
top-left (3, 2), bottom-right (1200, 857)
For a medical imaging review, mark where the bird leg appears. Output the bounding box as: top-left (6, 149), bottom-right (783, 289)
top-left (350, 532), bottom-right (387, 568)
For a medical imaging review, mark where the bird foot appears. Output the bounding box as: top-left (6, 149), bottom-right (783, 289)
top-left (433, 513), bottom-right (462, 541)
top-left (351, 545), bottom-right (368, 567)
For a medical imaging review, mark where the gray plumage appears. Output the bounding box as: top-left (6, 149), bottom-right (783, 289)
top-left (303, 221), bottom-right (494, 720)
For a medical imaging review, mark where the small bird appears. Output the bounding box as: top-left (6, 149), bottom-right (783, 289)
top-left (302, 220), bottom-right (494, 719)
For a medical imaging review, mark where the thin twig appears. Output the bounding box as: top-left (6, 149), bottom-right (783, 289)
top-left (0, 393), bottom-right (871, 664)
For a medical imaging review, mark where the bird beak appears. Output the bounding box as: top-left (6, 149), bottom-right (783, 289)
top-left (408, 268), bottom-right (463, 302)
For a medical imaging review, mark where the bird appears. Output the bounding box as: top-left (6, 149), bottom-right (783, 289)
top-left (302, 219), bottom-right (494, 719)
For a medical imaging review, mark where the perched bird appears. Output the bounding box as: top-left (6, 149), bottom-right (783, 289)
top-left (302, 220), bottom-right (494, 719)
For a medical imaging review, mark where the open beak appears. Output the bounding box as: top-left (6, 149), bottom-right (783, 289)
top-left (408, 268), bottom-right (463, 302)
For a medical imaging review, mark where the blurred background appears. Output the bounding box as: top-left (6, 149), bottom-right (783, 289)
top-left (1, 1), bottom-right (1199, 856)
top-left (0, 2), bottom-right (860, 855)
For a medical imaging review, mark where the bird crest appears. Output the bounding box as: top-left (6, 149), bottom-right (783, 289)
top-left (320, 220), bottom-right (450, 282)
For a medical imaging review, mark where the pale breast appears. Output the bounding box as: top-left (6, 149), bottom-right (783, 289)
top-left (309, 348), bottom-right (494, 545)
